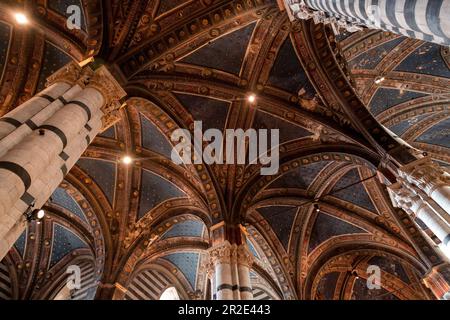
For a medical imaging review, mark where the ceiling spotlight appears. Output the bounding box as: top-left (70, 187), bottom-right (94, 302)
top-left (37, 209), bottom-right (45, 220)
top-left (313, 203), bottom-right (320, 213)
top-left (374, 76), bottom-right (385, 85)
top-left (351, 270), bottom-right (360, 279)
top-left (247, 94), bottom-right (257, 103)
top-left (14, 13), bottom-right (29, 25)
top-left (25, 209), bottom-right (45, 223)
top-left (121, 155), bottom-right (133, 165)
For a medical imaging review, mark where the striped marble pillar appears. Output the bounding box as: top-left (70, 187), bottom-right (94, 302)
top-left (388, 182), bottom-right (450, 255)
top-left (284, 0), bottom-right (450, 46)
top-left (397, 158), bottom-right (450, 219)
top-left (0, 61), bottom-right (126, 260)
top-left (208, 224), bottom-right (254, 300)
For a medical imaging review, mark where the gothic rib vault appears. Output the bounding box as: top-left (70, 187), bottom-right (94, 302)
top-left (0, 0), bottom-right (449, 300)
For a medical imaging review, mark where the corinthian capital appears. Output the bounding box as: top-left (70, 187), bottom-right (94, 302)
top-left (87, 65), bottom-right (127, 129)
top-left (46, 61), bottom-right (127, 130)
top-left (208, 241), bottom-right (233, 265)
top-left (398, 157), bottom-right (450, 195)
top-left (46, 61), bottom-right (87, 87)
top-left (387, 182), bottom-right (413, 214)
top-left (284, 0), bottom-right (314, 21)
top-left (237, 244), bottom-right (254, 268)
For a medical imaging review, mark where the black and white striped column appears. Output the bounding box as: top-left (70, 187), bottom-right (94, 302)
top-left (388, 181), bottom-right (450, 256)
top-left (285, 0), bottom-right (450, 45)
top-left (0, 62), bottom-right (126, 260)
top-left (208, 224), bottom-right (254, 300)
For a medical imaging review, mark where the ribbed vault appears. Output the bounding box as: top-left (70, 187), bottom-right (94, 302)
top-left (0, 0), bottom-right (448, 300)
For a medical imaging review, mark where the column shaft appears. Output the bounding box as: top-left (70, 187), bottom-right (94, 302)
top-left (0, 83), bottom-right (71, 139)
top-left (415, 202), bottom-right (450, 248)
top-left (0, 62), bottom-right (126, 260)
top-left (388, 182), bottom-right (450, 256)
top-left (398, 157), bottom-right (450, 217)
top-left (237, 264), bottom-right (253, 300)
top-left (284, 0), bottom-right (450, 45)
top-left (215, 262), bottom-right (234, 300)
top-left (208, 236), bottom-right (254, 300)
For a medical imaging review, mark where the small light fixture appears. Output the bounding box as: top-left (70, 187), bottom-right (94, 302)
top-left (14, 13), bottom-right (29, 25)
top-left (351, 270), bottom-right (359, 279)
top-left (121, 155), bottom-right (133, 165)
top-left (37, 209), bottom-right (45, 220)
top-left (313, 203), bottom-right (320, 213)
top-left (247, 94), bottom-right (257, 103)
top-left (25, 209), bottom-right (45, 223)
top-left (374, 76), bottom-right (385, 85)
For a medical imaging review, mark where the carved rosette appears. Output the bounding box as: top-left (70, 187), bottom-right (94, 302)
top-left (398, 157), bottom-right (450, 196)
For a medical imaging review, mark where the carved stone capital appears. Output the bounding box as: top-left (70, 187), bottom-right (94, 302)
top-left (285, 0), bottom-right (362, 34)
top-left (387, 182), bottom-right (423, 217)
top-left (236, 244), bottom-right (254, 268)
top-left (398, 157), bottom-right (450, 196)
top-left (285, 0), bottom-right (314, 21)
top-left (208, 241), bottom-right (233, 266)
top-left (46, 62), bottom-right (86, 87)
top-left (207, 241), bottom-right (254, 269)
top-left (46, 62), bottom-right (127, 130)
top-left (87, 65), bottom-right (127, 129)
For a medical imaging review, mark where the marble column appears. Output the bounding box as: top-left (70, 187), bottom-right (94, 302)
top-left (209, 242), bottom-right (234, 300)
top-left (388, 182), bottom-right (450, 300)
top-left (207, 224), bottom-right (254, 300)
top-left (282, 0), bottom-right (450, 46)
top-left (388, 182), bottom-right (450, 254)
top-left (236, 244), bottom-right (254, 300)
top-left (0, 61), bottom-right (126, 260)
top-left (396, 157), bottom-right (450, 218)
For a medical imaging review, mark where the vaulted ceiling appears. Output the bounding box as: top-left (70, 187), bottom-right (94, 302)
top-left (0, 0), bottom-right (448, 300)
